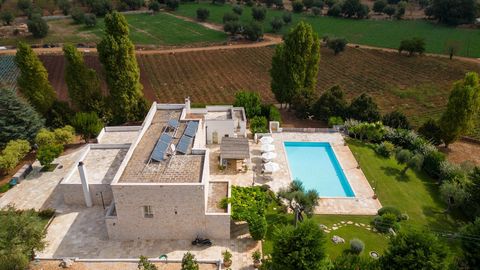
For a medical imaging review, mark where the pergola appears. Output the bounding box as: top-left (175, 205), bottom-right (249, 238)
top-left (220, 137), bottom-right (250, 170)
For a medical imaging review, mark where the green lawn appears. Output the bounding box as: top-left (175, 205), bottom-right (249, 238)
top-left (175, 3), bottom-right (480, 57)
top-left (263, 139), bottom-right (462, 259)
top-left (2, 12), bottom-right (226, 46)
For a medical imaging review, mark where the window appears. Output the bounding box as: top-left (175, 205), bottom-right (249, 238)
top-left (143, 205), bottom-right (153, 218)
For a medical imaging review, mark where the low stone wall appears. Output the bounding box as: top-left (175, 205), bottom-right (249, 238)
top-left (60, 183), bottom-right (113, 207)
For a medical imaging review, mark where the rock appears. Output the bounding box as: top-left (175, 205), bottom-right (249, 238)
top-left (319, 224), bottom-right (328, 230)
top-left (331, 235), bottom-right (345, 244)
top-left (341, 221), bottom-right (346, 224)
top-left (59, 258), bottom-right (73, 268)
top-left (347, 221), bottom-right (353, 225)
top-left (332, 226), bottom-right (338, 230)
top-left (372, 228), bottom-right (378, 232)
top-left (355, 223), bottom-right (360, 227)
top-left (366, 228), bottom-right (371, 231)
top-left (360, 223), bottom-right (365, 227)
top-left (324, 230), bottom-right (331, 233)
top-left (388, 228), bottom-right (397, 236)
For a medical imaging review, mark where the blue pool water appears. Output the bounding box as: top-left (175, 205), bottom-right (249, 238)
top-left (284, 142), bottom-right (355, 197)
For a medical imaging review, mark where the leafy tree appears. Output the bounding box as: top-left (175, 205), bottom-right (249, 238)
top-left (27, 14), bottom-right (49, 38)
top-left (303, 0), bottom-right (315, 9)
top-left (0, 11), bottom-right (14, 25)
top-left (395, 149), bottom-right (423, 174)
top-left (148, 0), bottom-right (160, 12)
top-left (252, 6), bottom-right (267, 21)
top-left (383, 5), bottom-right (396, 17)
top-left (291, 87), bottom-right (316, 118)
top-left (418, 118), bottom-right (443, 145)
top-left (325, 0), bottom-right (337, 7)
top-left (17, 0), bottom-right (32, 13)
top-left (37, 144), bottom-right (63, 167)
top-left (71, 7), bottom-right (85, 24)
top-left (250, 116), bottom-right (268, 134)
top-left (373, 0), bottom-right (387, 13)
top-left (398, 37), bottom-right (426, 56)
top-left (395, 0), bottom-right (406, 19)
top-left (138, 255), bottom-right (158, 270)
top-left (459, 218), bottom-right (480, 268)
top-left (247, 214), bottom-right (267, 240)
top-left (439, 72), bottom-right (480, 148)
top-left (278, 180), bottom-right (319, 224)
top-left (181, 252), bottom-right (199, 270)
top-left (373, 212), bottom-right (399, 232)
top-left (0, 206), bottom-right (47, 266)
top-left (243, 20), bottom-right (263, 41)
top-left (382, 110), bottom-right (410, 129)
top-left (292, 0), bottom-right (305, 12)
top-left (57, 0), bottom-right (71, 15)
top-left (328, 3), bottom-right (342, 16)
top-left (421, 150), bottom-right (445, 179)
top-left (122, 0), bottom-right (144, 10)
top-left (270, 22), bottom-right (320, 108)
top-left (89, 0), bottom-right (113, 16)
top-left (84, 13), bottom-right (97, 27)
top-left (0, 139), bottom-right (30, 173)
top-left (63, 44), bottom-right (103, 114)
top-left (234, 91), bottom-right (262, 118)
top-left (223, 20), bottom-right (242, 35)
top-left (15, 42), bottom-right (56, 115)
top-left (282, 11), bottom-right (292, 23)
top-left (98, 11), bottom-right (149, 124)
top-left (376, 141), bottom-right (395, 157)
top-left (348, 93), bottom-right (381, 122)
top-left (166, 0), bottom-right (179, 10)
top-left (380, 230), bottom-right (448, 270)
top-left (440, 179), bottom-right (470, 211)
top-left (312, 6), bottom-right (322, 15)
top-left (71, 112), bottom-right (103, 142)
top-left (232, 5), bottom-right (243, 15)
top-left (270, 16), bottom-right (284, 32)
top-left (222, 12), bottom-right (239, 23)
top-left (342, 0), bottom-right (368, 18)
top-left (313, 86), bottom-right (348, 121)
top-left (326, 37), bottom-right (347, 55)
top-left (271, 219), bottom-right (326, 270)
top-left (430, 0), bottom-right (476, 25)
top-left (0, 88), bottom-right (44, 147)
top-left (196, 8), bottom-right (210, 21)
top-left (45, 100), bottom-right (75, 128)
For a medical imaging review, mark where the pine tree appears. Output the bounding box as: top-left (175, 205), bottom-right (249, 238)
top-left (439, 72), bottom-right (480, 148)
top-left (0, 88), bottom-right (45, 147)
top-left (97, 11), bottom-right (148, 124)
top-left (270, 21), bottom-right (320, 108)
top-left (63, 44), bottom-right (103, 113)
top-left (15, 42), bottom-right (56, 115)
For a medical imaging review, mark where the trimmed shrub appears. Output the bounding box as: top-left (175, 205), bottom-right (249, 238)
top-left (350, 238), bottom-right (365, 254)
top-left (243, 21), bottom-right (263, 41)
top-left (292, 0), bottom-right (305, 13)
top-left (327, 3), bottom-right (342, 16)
top-left (247, 215), bottom-right (267, 240)
top-left (71, 8), bottom-right (85, 24)
top-left (252, 6), bottom-right (267, 21)
top-left (270, 16), bottom-right (283, 33)
top-left (327, 37), bottom-right (347, 55)
top-left (348, 93), bottom-right (381, 122)
top-left (328, 116), bottom-right (343, 127)
top-left (84, 13), bottom-right (97, 27)
top-left (384, 5), bottom-right (396, 17)
top-left (373, 212), bottom-right (399, 233)
top-left (418, 118), bottom-right (442, 146)
top-left (0, 140), bottom-right (30, 173)
top-left (148, 1), bottom-right (160, 12)
top-left (71, 112), bottom-right (103, 143)
top-left (282, 11), bottom-right (292, 23)
top-left (399, 37), bottom-right (426, 56)
top-left (373, 0), bottom-right (387, 13)
top-left (378, 206), bottom-right (402, 220)
top-left (181, 252), bottom-right (199, 270)
top-left (250, 116), bottom-right (268, 134)
top-left (223, 12), bottom-right (239, 23)
top-left (382, 111), bottom-right (410, 129)
top-left (37, 144), bottom-right (63, 167)
top-left (166, 0), bottom-right (179, 10)
top-left (325, 0), bottom-right (337, 7)
top-left (232, 5), bottom-right (243, 15)
top-left (312, 7), bottom-right (322, 15)
top-left (196, 8), bottom-right (210, 21)
top-left (422, 150), bottom-right (446, 179)
top-left (375, 141), bottom-right (395, 157)
top-left (27, 15), bottom-right (49, 38)
top-left (223, 20), bottom-right (242, 35)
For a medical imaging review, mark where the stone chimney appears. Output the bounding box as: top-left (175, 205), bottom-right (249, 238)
top-left (78, 161), bottom-right (93, 208)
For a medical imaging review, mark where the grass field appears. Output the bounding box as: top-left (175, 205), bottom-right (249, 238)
top-left (175, 3), bottom-right (480, 57)
top-left (1, 12), bottom-right (226, 46)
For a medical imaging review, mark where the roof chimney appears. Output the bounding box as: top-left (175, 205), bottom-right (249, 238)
top-left (78, 161), bottom-right (93, 208)
top-left (185, 97), bottom-right (191, 114)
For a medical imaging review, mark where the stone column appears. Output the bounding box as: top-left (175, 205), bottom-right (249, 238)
top-left (78, 161), bottom-right (93, 208)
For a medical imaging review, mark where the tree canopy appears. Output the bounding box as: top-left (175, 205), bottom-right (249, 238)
top-left (270, 21), bottom-right (320, 107)
top-left (15, 42), bottom-right (56, 115)
top-left (348, 93), bottom-right (381, 122)
top-left (313, 85), bottom-right (348, 121)
top-left (430, 0), bottom-right (476, 25)
top-left (233, 91), bottom-right (262, 118)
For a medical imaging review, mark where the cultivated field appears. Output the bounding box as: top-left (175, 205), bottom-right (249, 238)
top-left (0, 13), bottom-right (227, 47)
top-left (35, 46), bottom-right (480, 137)
top-left (175, 3), bottom-right (480, 57)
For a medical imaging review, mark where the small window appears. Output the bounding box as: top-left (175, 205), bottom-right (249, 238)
top-left (143, 205), bottom-right (153, 218)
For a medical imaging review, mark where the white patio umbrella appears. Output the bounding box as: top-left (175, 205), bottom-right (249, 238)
top-left (259, 136), bottom-right (274, 144)
top-left (261, 144), bottom-right (275, 153)
top-left (263, 162), bottom-right (280, 173)
top-left (262, 152), bottom-right (277, 162)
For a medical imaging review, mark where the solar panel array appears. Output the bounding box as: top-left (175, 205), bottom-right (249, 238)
top-left (184, 121), bottom-right (199, 138)
top-left (151, 132), bottom-right (173, 162)
top-left (167, 119), bottom-right (179, 129)
top-left (176, 135), bottom-right (192, 154)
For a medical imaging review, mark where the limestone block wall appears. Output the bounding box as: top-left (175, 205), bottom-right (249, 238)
top-left (205, 120), bottom-right (235, 144)
top-left (60, 183), bottom-right (113, 207)
top-left (109, 184), bottom-right (229, 240)
top-left (205, 214), bottom-right (230, 239)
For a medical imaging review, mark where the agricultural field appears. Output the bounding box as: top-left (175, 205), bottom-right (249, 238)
top-left (33, 46), bottom-right (480, 138)
top-left (174, 3), bottom-right (480, 57)
top-left (0, 12), bottom-right (227, 47)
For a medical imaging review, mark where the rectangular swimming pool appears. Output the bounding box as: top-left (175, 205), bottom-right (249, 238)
top-left (284, 142), bottom-right (355, 198)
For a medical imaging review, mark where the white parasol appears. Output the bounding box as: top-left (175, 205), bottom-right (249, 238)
top-left (261, 144), bottom-right (275, 153)
top-left (259, 136), bottom-right (274, 144)
top-left (262, 152), bottom-right (277, 162)
top-left (263, 162), bottom-right (280, 173)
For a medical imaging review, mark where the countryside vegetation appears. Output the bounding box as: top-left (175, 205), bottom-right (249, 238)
top-left (0, 0), bottom-right (480, 268)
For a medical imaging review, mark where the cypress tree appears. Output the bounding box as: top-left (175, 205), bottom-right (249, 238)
top-left (270, 21), bottom-right (320, 108)
top-left (0, 88), bottom-right (45, 147)
top-left (15, 42), bottom-right (56, 115)
top-left (440, 72), bottom-right (480, 148)
top-left (63, 43), bottom-right (103, 113)
top-left (97, 11), bottom-right (148, 124)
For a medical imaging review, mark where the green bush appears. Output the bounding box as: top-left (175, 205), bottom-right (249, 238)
top-left (37, 144), bottom-right (63, 167)
top-left (399, 37), bottom-right (426, 56)
top-left (71, 112), bottom-right (103, 143)
top-left (378, 206), bottom-right (402, 220)
top-left (223, 12), bottom-right (239, 23)
top-left (250, 116), bottom-right (268, 134)
top-left (375, 141), bottom-right (395, 158)
top-left (350, 238), bottom-right (365, 254)
top-left (312, 6), bottom-right (322, 15)
top-left (327, 37), bottom-right (348, 55)
top-left (196, 8), bottom-right (210, 21)
top-left (328, 116), bottom-right (343, 127)
top-left (138, 255), bottom-right (158, 270)
top-left (252, 6), bottom-right (267, 21)
top-left (27, 14), bottom-right (49, 38)
top-left (0, 252), bottom-right (30, 270)
top-left (223, 20), bottom-right (242, 35)
top-left (282, 11), bottom-right (292, 23)
top-left (35, 126), bottom-right (75, 147)
top-left (148, 1), bottom-right (160, 12)
top-left (418, 118), bottom-right (443, 146)
top-left (229, 186), bottom-right (267, 220)
top-left (348, 93), bottom-right (381, 122)
top-left (38, 208), bottom-right (56, 218)
top-left (84, 13), bottom-right (97, 27)
top-left (232, 5), bottom-right (243, 15)
top-left (422, 150), bottom-right (446, 179)
top-left (268, 105), bottom-right (282, 123)
top-left (373, 212), bottom-right (399, 233)
top-left (243, 20), bottom-right (263, 41)
top-left (382, 111), bottom-right (410, 129)
top-left (327, 3), bottom-right (342, 16)
top-left (234, 91), bottom-right (262, 118)
top-left (292, 0), bottom-right (305, 12)
top-left (181, 252), bottom-right (199, 270)
top-left (0, 139), bottom-right (30, 173)
top-left (248, 215), bottom-right (267, 240)
top-left (166, 0), bottom-right (179, 10)
top-left (270, 16), bottom-right (284, 33)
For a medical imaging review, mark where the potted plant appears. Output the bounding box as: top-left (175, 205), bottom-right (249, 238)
top-left (222, 249), bottom-right (232, 267)
top-left (252, 250), bottom-right (261, 268)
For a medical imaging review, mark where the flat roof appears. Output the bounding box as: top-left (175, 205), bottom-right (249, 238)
top-left (65, 148), bottom-right (128, 184)
top-left (98, 130), bottom-right (140, 144)
top-left (220, 137), bottom-right (250, 160)
top-left (205, 111), bottom-right (231, 120)
top-left (119, 109), bottom-right (203, 183)
top-left (207, 182), bottom-right (228, 213)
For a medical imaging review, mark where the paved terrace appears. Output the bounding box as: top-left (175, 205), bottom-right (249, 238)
top-left (119, 109), bottom-right (203, 183)
top-left (207, 182), bottom-right (228, 213)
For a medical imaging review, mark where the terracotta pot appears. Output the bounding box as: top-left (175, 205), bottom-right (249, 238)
top-left (253, 260), bottom-right (261, 269)
top-left (223, 260), bottom-right (232, 267)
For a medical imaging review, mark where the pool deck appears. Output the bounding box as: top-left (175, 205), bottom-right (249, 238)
top-left (264, 132), bottom-right (382, 215)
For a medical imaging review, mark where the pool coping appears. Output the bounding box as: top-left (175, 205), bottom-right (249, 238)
top-left (281, 141), bottom-right (358, 200)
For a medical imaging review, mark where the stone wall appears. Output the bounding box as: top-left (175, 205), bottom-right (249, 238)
top-left (61, 183), bottom-right (113, 207)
